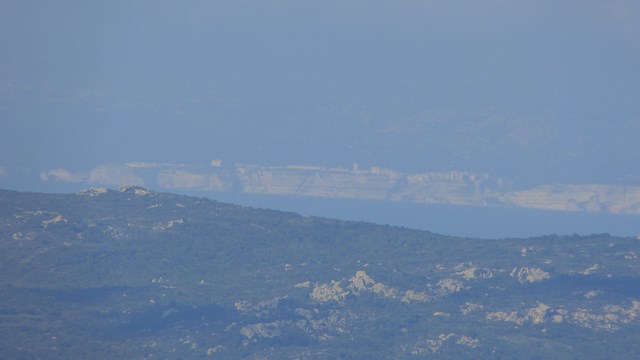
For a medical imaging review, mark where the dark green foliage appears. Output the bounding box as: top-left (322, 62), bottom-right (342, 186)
top-left (0, 188), bottom-right (639, 359)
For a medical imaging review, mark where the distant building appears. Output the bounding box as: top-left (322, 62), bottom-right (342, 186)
top-left (211, 159), bottom-right (222, 167)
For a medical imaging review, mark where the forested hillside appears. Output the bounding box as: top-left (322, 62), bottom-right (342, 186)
top-left (1, 187), bottom-right (639, 359)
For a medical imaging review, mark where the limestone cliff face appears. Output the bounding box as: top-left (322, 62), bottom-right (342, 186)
top-left (234, 165), bottom-right (640, 215)
top-left (236, 165), bottom-right (511, 207)
top-left (500, 184), bottom-right (640, 215)
top-left (148, 163), bottom-right (640, 215)
top-left (237, 166), bottom-right (400, 200)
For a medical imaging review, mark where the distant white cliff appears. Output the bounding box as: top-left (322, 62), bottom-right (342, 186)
top-left (65, 161), bottom-right (640, 216)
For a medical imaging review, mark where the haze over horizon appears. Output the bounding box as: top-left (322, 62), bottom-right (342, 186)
top-left (1, 0), bottom-right (639, 237)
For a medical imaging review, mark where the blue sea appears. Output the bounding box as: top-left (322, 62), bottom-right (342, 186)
top-left (191, 191), bottom-right (640, 239)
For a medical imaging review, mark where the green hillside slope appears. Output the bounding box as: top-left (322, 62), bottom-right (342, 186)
top-left (1, 187), bottom-right (639, 359)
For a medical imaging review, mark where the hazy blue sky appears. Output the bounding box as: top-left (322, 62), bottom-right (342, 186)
top-left (1, 0), bottom-right (639, 189)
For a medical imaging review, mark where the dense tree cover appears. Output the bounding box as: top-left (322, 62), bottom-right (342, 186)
top-left (0, 188), bottom-right (639, 359)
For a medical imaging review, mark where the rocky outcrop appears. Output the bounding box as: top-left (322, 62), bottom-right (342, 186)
top-left (311, 281), bottom-right (349, 304)
top-left (570, 300), bottom-right (640, 332)
top-left (41, 214), bottom-right (67, 228)
top-left (410, 333), bottom-right (480, 355)
top-left (435, 279), bottom-right (467, 295)
top-left (460, 302), bottom-right (484, 315)
top-left (401, 290), bottom-right (430, 304)
top-left (486, 303), bottom-right (550, 325)
top-left (348, 270), bottom-right (399, 298)
top-left (455, 263), bottom-right (494, 280)
top-left (350, 270), bottom-right (375, 291)
top-left (76, 188), bottom-right (108, 196)
top-left (511, 267), bottom-right (550, 283)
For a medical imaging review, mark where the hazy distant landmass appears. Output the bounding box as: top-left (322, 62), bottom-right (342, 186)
top-left (39, 160), bottom-right (640, 216)
top-left (25, 160), bottom-right (640, 238)
top-left (1, 188), bottom-right (639, 359)
top-left (2, 1), bottom-right (640, 202)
